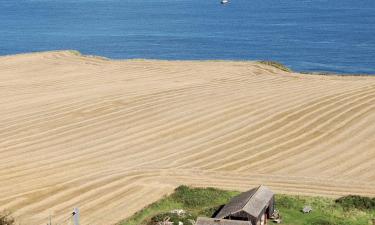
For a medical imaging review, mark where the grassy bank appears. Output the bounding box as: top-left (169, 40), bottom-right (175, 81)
top-left (258, 61), bottom-right (292, 72)
top-left (118, 186), bottom-right (375, 225)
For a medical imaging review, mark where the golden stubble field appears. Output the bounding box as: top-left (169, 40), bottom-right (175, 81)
top-left (0, 51), bottom-right (374, 225)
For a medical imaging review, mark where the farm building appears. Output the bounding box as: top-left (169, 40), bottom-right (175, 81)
top-left (214, 185), bottom-right (275, 225)
top-left (195, 217), bottom-right (253, 225)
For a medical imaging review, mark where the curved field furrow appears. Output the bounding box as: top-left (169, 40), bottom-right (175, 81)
top-left (179, 86), bottom-right (375, 169)
top-left (234, 101), bottom-right (375, 173)
top-left (158, 170), bottom-right (375, 196)
top-left (211, 91), bottom-right (375, 171)
top-left (1, 74), bottom-right (310, 168)
top-left (277, 112), bottom-right (375, 175)
top-left (12, 172), bottom-right (154, 215)
top-left (1, 51), bottom-right (374, 225)
top-left (0, 84), bottom-right (214, 139)
top-left (152, 84), bottom-right (356, 167)
top-left (0, 84), bottom-right (230, 154)
top-left (0, 91), bottom-right (256, 177)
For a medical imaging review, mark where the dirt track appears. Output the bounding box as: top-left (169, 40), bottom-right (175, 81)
top-left (0, 51), bottom-right (374, 225)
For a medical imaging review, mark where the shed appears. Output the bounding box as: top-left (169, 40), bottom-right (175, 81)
top-left (215, 185), bottom-right (275, 225)
top-left (195, 217), bottom-right (253, 225)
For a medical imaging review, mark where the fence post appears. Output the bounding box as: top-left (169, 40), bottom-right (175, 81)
top-left (73, 208), bottom-right (80, 225)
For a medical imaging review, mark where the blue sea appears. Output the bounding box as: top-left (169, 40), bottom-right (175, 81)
top-left (1, 0), bottom-right (375, 74)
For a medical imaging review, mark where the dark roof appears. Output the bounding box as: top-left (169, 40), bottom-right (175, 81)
top-left (195, 217), bottom-right (253, 225)
top-left (215, 185), bottom-right (274, 219)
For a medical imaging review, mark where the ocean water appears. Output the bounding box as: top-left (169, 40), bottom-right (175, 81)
top-left (1, 0), bottom-right (375, 74)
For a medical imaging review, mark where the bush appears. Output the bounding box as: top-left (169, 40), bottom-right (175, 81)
top-left (335, 195), bottom-right (375, 211)
top-left (258, 61), bottom-right (291, 72)
top-left (0, 211), bottom-right (15, 225)
top-left (149, 212), bottom-right (195, 225)
top-left (171, 185), bottom-right (233, 208)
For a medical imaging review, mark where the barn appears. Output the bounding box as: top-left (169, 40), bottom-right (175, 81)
top-left (214, 185), bottom-right (275, 225)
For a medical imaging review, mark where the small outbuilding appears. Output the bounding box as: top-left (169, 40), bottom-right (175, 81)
top-left (195, 217), bottom-right (253, 225)
top-left (214, 185), bottom-right (275, 225)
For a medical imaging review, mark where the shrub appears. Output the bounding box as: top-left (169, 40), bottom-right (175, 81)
top-left (171, 185), bottom-right (233, 208)
top-left (149, 212), bottom-right (195, 225)
top-left (258, 61), bottom-right (291, 72)
top-left (335, 195), bottom-right (375, 210)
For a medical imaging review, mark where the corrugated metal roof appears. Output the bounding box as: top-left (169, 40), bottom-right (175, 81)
top-left (195, 217), bottom-right (253, 225)
top-left (215, 185), bottom-right (273, 219)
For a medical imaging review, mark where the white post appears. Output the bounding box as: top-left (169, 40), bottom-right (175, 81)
top-left (73, 208), bottom-right (80, 225)
top-left (47, 213), bottom-right (52, 225)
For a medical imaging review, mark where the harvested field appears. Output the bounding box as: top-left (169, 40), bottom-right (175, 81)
top-left (0, 51), bottom-right (374, 225)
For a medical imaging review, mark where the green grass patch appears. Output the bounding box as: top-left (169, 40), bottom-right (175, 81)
top-left (277, 195), bottom-right (374, 225)
top-left (119, 186), bottom-right (238, 225)
top-left (335, 195), bottom-right (375, 211)
top-left (118, 186), bottom-right (375, 225)
top-left (66, 50), bottom-right (82, 56)
top-left (258, 61), bottom-right (292, 72)
top-left (171, 185), bottom-right (236, 209)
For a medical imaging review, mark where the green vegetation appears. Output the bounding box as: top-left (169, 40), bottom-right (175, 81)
top-left (277, 195), bottom-right (374, 225)
top-left (258, 61), bottom-right (292, 72)
top-left (171, 185), bottom-right (235, 209)
top-left (335, 195), bottom-right (375, 211)
top-left (118, 186), bottom-right (375, 225)
top-left (67, 50), bottom-right (82, 56)
top-left (118, 186), bottom-right (237, 225)
top-left (149, 212), bottom-right (196, 225)
top-left (257, 61), bottom-right (373, 76)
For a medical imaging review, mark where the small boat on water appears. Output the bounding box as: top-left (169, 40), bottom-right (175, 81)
top-left (221, 0), bottom-right (229, 4)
